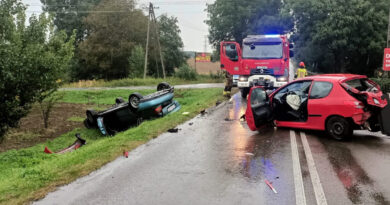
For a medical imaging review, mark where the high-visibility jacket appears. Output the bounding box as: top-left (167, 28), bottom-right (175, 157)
top-left (296, 68), bottom-right (308, 79)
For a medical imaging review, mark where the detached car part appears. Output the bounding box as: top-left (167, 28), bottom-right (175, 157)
top-left (84, 82), bottom-right (181, 135)
top-left (44, 133), bottom-right (86, 154)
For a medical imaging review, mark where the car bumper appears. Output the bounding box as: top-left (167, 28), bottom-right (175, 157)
top-left (237, 75), bottom-right (287, 88)
top-left (161, 100), bottom-right (181, 116)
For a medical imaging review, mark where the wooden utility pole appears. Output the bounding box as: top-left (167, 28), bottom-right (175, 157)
top-left (150, 5), bottom-right (166, 79)
top-left (143, 3), bottom-right (152, 79)
top-left (143, 3), bottom-right (166, 79)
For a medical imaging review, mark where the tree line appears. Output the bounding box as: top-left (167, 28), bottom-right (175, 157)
top-left (206, 0), bottom-right (390, 76)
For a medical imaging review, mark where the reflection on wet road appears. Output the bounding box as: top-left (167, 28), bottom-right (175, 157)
top-left (36, 93), bottom-right (390, 205)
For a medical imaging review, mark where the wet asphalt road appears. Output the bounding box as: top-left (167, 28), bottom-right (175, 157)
top-left (35, 93), bottom-right (390, 205)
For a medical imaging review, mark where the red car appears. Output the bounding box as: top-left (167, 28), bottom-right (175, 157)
top-left (245, 74), bottom-right (390, 140)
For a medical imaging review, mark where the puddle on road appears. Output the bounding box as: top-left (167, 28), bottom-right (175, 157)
top-left (318, 136), bottom-right (389, 204)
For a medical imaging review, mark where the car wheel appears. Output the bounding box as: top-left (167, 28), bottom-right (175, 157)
top-left (86, 110), bottom-right (97, 125)
top-left (115, 97), bottom-right (125, 104)
top-left (157, 82), bottom-right (171, 91)
top-left (326, 116), bottom-right (353, 140)
top-left (129, 93), bottom-right (143, 111)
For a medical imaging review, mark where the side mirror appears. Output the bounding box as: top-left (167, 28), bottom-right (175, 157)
top-left (289, 50), bottom-right (294, 58)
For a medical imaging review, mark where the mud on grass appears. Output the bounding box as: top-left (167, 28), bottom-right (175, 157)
top-left (0, 88), bottom-right (225, 205)
top-left (0, 103), bottom-right (92, 152)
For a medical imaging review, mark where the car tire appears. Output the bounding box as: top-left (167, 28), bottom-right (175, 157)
top-left (129, 93), bottom-right (143, 111)
top-left (86, 110), bottom-right (97, 125)
top-left (115, 97), bottom-right (125, 104)
top-left (241, 88), bottom-right (249, 99)
top-left (157, 82), bottom-right (171, 91)
top-left (326, 116), bottom-right (353, 140)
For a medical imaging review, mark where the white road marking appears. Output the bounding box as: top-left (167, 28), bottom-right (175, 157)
top-left (290, 130), bottom-right (307, 205)
top-left (300, 132), bottom-right (328, 205)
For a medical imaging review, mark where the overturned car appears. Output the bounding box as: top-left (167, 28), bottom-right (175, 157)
top-left (84, 82), bottom-right (181, 135)
top-left (245, 74), bottom-right (390, 140)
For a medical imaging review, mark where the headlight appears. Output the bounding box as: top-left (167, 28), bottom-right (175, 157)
top-left (277, 77), bottom-right (287, 82)
top-left (373, 98), bottom-right (380, 105)
top-left (239, 76), bottom-right (248, 82)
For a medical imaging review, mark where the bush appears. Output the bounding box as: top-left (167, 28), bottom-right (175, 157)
top-left (372, 78), bottom-right (390, 93)
top-left (209, 70), bottom-right (224, 80)
top-left (175, 64), bottom-right (198, 80)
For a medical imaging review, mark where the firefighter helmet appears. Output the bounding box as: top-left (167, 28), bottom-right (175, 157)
top-left (299, 62), bottom-right (305, 68)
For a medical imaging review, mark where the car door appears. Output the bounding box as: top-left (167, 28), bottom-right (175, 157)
top-left (220, 42), bottom-right (241, 75)
top-left (245, 86), bottom-right (274, 131)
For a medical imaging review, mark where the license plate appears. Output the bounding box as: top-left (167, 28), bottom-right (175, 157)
top-left (257, 66), bottom-right (267, 69)
top-left (167, 104), bottom-right (176, 112)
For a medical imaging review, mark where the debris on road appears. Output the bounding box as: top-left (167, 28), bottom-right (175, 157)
top-left (189, 122), bottom-right (194, 126)
top-left (245, 152), bottom-right (254, 156)
top-left (123, 151), bottom-right (129, 158)
top-left (182, 112), bottom-right (190, 115)
top-left (168, 128), bottom-right (179, 133)
top-left (200, 109), bottom-right (207, 115)
top-left (265, 179), bottom-right (278, 194)
top-left (216, 101), bottom-right (222, 106)
top-left (240, 114), bottom-right (246, 121)
top-left (224, 118), bottom-right (234, 121)
top-left (44, 133), bottom-right (86, 154)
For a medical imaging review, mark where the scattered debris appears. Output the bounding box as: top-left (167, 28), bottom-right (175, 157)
top-left (182, 112), bottom-right (190, 115)
top-left (168, 128), bottom-right (179, 133)
top-left (240, 114), bottom-right (246, 121)
top-left (44, 133), bottom-right (86, 154)
top-left (123, 151), bottom-right (129, 158)
top-left (265, 179), bottom-right (278, 194)
top-left (215, 101), bottom-right (222, 106)
top-left (224, 118), bottom-right (234, 121)
top-left (200, 109), bottom-right (207, 115)
top-left (189, 122), bottom-right (194, 126)
top-left (275, 176), bottom-right (279, 179)
top-left (245, 152), bottom-right (254, 156)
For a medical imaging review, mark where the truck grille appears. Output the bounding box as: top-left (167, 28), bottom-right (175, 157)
top-left (251, 68), bottom-right (274, 75)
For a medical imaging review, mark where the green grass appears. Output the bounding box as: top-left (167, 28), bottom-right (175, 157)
top-left (0, 88), bottom-right (225, 205)
top-left (62, 75), bottom-right (224, 88)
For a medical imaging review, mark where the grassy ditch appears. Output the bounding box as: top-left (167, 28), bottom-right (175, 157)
top-left (62, 75), bottom-right (224, 88)
top-left (0, 88), bottom-right (225, 205)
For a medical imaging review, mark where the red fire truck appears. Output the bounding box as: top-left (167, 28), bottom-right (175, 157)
top-left (220, 34), bottom-right (294, 98)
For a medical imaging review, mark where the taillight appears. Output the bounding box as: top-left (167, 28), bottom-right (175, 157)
top-left (154, 105), bottom-right (162, 114)
top-left (354, 101), bottom-right (364, 109)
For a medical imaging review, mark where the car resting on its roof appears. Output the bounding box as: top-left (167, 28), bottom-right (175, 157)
top-left (84, 82), bottom-right (181, 136)
top-left (245, 74), bottom-right (390, 140)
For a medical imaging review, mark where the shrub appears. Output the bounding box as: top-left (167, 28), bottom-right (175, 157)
top-left (175, 64), bottom-right (198, 80)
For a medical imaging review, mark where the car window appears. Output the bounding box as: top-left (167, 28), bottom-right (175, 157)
top-left (274, 81), bottom-right (312, 99)
top-left (345, 78), bottom-right (376, 92)
top-left (309, 81), bottom-right (333, 99)
top-left (251, 88), bottom-right (268, 106)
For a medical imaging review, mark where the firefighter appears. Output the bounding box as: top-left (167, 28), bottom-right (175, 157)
top-left (223, 70), bottom-right (233, 97)
top-left (296, 61), bottom-right (308, 79)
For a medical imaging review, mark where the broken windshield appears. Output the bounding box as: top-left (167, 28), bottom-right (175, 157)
top-left (242, 43), bottom-right (283, 59)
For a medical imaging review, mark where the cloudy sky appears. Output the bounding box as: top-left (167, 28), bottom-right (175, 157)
top-left (23, 0), bottom-right (215, 52)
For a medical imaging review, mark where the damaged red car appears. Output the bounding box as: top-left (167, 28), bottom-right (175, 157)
top-left (245, 74), bottom-right (390, 140)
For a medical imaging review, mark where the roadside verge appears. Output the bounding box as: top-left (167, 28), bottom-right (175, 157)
top-left (0, 88), bottom-right (225, 205)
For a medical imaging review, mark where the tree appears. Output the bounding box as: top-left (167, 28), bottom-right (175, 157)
top-left (205, 0), bottom-right (292, 49)
top-left (157, 15), bottom-right (186, 76)
top-left (0, 0), bottom-right (75, 139)
top-left (78, 0), bottom-right (147, 80)
top-left (287, 0), bottom-right (390, 75)
top-left (41, 0), bottom-right (102, 43)
top-left (128, 45), bottom-right (145, 78)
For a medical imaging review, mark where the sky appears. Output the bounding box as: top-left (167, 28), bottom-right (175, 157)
top-left (23, 0), bottom-right (215, 52)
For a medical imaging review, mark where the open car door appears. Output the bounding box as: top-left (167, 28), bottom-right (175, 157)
top-left (245, 86), bottom-right (274, 131)
top-left (380, 93), bottom-right (390, 136)
top-left (220, 42), bottom-right (241, 75)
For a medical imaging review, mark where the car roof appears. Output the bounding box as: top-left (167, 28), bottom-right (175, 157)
top-left (300, 74), bottom-right (367, 82)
